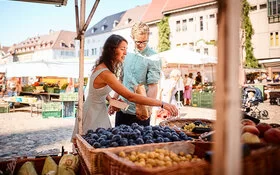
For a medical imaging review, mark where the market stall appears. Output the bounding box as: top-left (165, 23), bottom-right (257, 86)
top-left (2, 1), bottom-right (280, 175)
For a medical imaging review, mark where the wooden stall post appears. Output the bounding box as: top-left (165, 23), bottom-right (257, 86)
top-left (77, 0), bottom-right (86, 135)
top-left (213, 0), bottom-right (242, 175)
top-left (75, 0), bottom-right (100, 135)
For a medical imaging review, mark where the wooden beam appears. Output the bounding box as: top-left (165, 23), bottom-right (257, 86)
top-left (78, 0), bottom-right (86, 135)
top-left (212, 0), bottom-right (242, 174)
top-left (82, 0), bottom-right (100, 33)
top-left (75, 0), bottom-right (80, 38)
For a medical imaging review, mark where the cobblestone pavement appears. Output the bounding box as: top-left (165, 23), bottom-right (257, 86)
top-left (0, 100), bottom-right (279, 161)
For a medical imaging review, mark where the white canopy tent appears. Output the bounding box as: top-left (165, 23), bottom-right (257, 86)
top-left (155, 47), bottom-right (217, 66)
top-left (5, 59), bottom-right (95, 78)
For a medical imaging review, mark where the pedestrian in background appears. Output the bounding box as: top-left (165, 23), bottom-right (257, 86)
top-left (195, 71), bottom-right (202, 85)
top-left (111, 22), bottom-right (162, 127)
top-left (184, 73), bottom-right (194, 106)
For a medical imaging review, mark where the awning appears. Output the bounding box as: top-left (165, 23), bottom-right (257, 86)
top-left (17, 0), bottom-right (67, 6)
top-left (258, 58), bottom-right (280, 68)
top-left (5, 60), bottom-right (95, 78)
top-left (244, 68), bottom-right (267, 73)
top-left (151, 47), bottom-right (217, 66)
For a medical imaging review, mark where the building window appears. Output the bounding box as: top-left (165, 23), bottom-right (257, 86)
top-left (102, 25), bottom-right (107, 31)
top-left (176, 20), bottom-right (181, 32)
top-left (84, 49), bottom-right (89, 56)
top-left (276, 32), bottom-right (279, 46)
top-left (189, 18), bottom-right (193, 22)
top-left (270, 33), bottom-right (274, 46)
top-left (204, 48), bottom-right (209, 55)
top-left (250, 5), bottom-right (257, 11)
top-left (268, 0), bottom-right (279, 16)
top-left (61, 42), bottom-right (68, 48)
top-left (260, 3), bottom-right (267, 9)
top-left (200, 16), bottom-right (203, 31)
top-left (196, 49), bottom-right (200, 53)
top-left (91, 28), bottom-right (97, 33)
top-left (209, 14), bottom-right (215, 18)
top-left (176, 44), bottom-right (181, 47)
top-left (113, 20), bottom-right (119, 27)
top-left (182, 43), bottom-right (188, 47)
top-left (125, 18), bottom-right (132, 24)
top-left (182, 19), bottom-right (187, 31)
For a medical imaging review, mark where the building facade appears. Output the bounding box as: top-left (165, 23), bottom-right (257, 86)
top-left (9, 30), bottom-right (76, 62)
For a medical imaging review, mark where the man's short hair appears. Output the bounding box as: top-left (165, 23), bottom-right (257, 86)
top-left (131, 21), bottom-right (149, 37)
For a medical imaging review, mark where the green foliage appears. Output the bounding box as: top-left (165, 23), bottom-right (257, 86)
top-left (195, 39), bottom-right (217, 46)
top-left (157, 16), bottom-right (171, 52)
top-left (241, 0), bottom-right (259, 68)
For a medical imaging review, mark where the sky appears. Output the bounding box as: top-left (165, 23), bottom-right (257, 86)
top-left (0, 0), bottom-right (151, 46)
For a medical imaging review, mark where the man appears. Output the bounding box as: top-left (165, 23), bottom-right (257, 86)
top-left (195, 72), bottom-right (202, 85)
top-left (111, 22), bottom-right (161, 126)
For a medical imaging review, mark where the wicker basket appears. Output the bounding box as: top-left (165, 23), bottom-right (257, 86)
top-left (102, 141), bottom-right (212, 175)
top-left (159, 118), bottom-right (214, 138)
top-left (76, 134), bottom-right (154, 174)
top-left (75, 134), bottom-right (208, 175)
top-left (243, 145), bottom-right (280, 175)
top-left (0, 154), bottom-right (88, 175)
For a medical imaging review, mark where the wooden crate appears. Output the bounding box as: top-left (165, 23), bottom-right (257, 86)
top-left (159, 118), bottom-right (214, 138)
top-left (102, 142), bottom-right (280, 175)
top-left (102, 141), bottom-right (211, 175)
top-left (75, 134), bottom-right (195, 175)
top-left (0, 154), bottom-right (89, 175)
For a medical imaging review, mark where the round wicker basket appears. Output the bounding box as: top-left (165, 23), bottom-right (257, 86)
top-left (159, 118), bottom-right (215, 138)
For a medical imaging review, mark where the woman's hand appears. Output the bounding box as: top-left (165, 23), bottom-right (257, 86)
top-left (163, 102), bottom-right (178, 117)
top-left (108, 98), bottom-right (122, 115)
top-left (108, 105), bottom-right (119, 115)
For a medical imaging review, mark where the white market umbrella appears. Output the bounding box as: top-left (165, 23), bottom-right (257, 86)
top-left (155, 47), bottom-right (217, 66)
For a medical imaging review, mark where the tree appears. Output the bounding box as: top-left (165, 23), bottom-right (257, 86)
top-left (241, 0), bottom-right (259, 68)
top-left (157, 16), bottom-right (171, 52)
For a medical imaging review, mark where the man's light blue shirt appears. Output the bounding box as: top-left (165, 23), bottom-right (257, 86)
top-left (120, 46), bottom-right (161, 115)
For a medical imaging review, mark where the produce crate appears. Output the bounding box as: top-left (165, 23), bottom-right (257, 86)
top-left (60, 92), bottom-right (78, 101)
top-left (159, 118), bottom-right (214, 138)
top-left (242, 145), bottom-right (280, 175)
top-left (191, 91), bottom-right (201, 107)
top-left (75, 134), bottom-right (118, 174)
top-left (47, 87), bottom-right (54, 93)
top-left (75, 134), bottom-right (195, 175)
top-left (62, 101), bottom-right (76, 118)
top-left (102, 141), bottom-right (211, 175)
top-left (200, 92), bottom-right (214, 108)
top-left (42, 102), bottom-right (62, 112)
top-left (54, 88), bottom-right (60, 93)
top-left (0, 154), bottom-right (88, 175)
top-left (102, 142), bottom-right (280, 175)
top-left (42, 111), bottom-right (62, 118)
top-left (0, 104), bottom-right (9, 113)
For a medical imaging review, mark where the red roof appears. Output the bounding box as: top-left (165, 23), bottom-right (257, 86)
top-left (142, 0), bottom-right (168, 23)
top-left (162, 0), bottom-right (216, 13)
top-left (142, 0), bottom-right (216, 23)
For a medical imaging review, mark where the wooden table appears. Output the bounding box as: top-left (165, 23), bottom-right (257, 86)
top-left (20, 92), bottom-right (60, 102)
top-left (3, 98), bottom-right (42, 117)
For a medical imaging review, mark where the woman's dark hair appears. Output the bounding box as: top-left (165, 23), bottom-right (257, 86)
top-left (94, 34), bottom-right (127, 75)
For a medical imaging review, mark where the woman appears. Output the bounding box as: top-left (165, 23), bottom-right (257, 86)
top-left (160, 69), bottom-right (181, 105)
top-left (72, 34), bottom-right (178, 139)
top-left (184, 73), bottom-right (194, 106)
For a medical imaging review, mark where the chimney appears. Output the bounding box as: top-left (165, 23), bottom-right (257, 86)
top-left (49, 29), bottom-right (54, 34)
